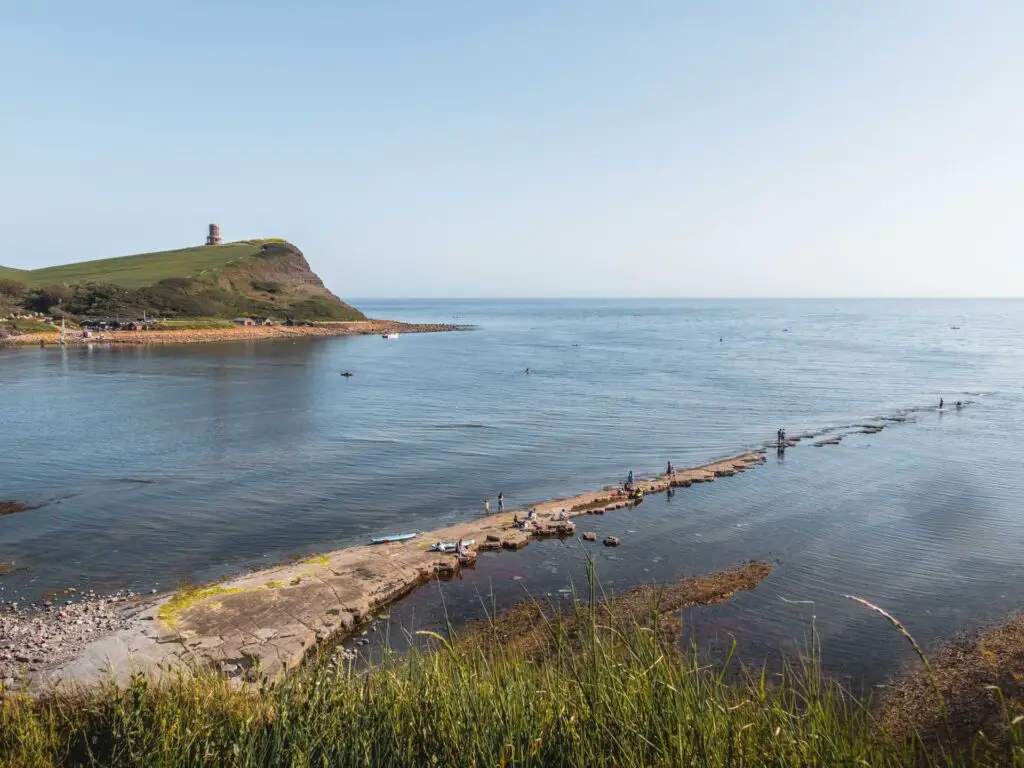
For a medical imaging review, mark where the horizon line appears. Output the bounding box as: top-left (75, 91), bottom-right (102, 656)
top-left (348, 295), bottom-right (1024, 301)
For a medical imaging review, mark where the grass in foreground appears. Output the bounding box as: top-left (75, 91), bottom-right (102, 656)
top-left (1, 565), bottom-right (1020, 767)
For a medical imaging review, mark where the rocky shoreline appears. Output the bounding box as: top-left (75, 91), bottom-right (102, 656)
top-left (0, 588), bottom-right (149, 687)
top-left (0, 319), bottom-right (463, 348)
top-left (0, 450), bottom-right (766, 695)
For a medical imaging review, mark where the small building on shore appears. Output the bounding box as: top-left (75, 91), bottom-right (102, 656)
top-left (233, 317), bottom-right (256, 326)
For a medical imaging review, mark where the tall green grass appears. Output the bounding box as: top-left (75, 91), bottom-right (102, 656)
top-left (3, 629), bottom-right (1019, 765)
top-left (2, 566), bottom-right (1020, 766)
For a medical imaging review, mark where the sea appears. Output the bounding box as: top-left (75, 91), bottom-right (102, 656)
top-left (1, 299), bottom-right (1022, 686)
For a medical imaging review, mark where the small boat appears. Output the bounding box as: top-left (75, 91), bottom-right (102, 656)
top-left (371, 533), bottom-right (417, 545)
top-left (382, 332), bottom-right (400, 340)
top-left (431, 539), bottom-right (475, 552)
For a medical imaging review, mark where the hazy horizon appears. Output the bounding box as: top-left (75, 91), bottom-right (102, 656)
top-left (3, 2), bottom-right (1022, 299)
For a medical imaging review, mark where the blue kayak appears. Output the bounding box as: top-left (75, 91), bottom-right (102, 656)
top-left (371, 533), bottom-right (418, 545)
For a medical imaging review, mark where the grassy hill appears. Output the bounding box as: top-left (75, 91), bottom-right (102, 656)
top-left (0, 240), bottom-right (365, 321)
top-left (15, 242), bottom-right (265, 290)
top-left (0, 265), bottom-right (28, 281)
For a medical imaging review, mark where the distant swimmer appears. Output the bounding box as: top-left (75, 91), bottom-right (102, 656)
top-left (525, 367), bottom-right (531, 375)
top-left (719, 338), bottom-right (723, 342)
top-left (939, 398), bottom-right (944, 409)
top-left (339, 371), bottom-right (354, 377)
top-left (956, 400), bottom-right (963, 409)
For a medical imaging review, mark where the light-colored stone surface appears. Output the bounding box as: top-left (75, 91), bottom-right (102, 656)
top-left (14, 451), bottom-right (765, 693)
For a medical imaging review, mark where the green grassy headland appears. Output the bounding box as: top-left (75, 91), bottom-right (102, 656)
top-left (10, 242), bottom-right (266, 290)
top-left (0, 239), bottom-right (364, 322)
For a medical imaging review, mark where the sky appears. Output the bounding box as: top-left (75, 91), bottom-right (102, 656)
top-left (1, 1), bottom-right (1022, 298)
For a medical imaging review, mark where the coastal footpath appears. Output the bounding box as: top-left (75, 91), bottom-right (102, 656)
top-left (8, 451), bottom-right (764, 693)
top-left (1, 320), bottom-right (460, 347)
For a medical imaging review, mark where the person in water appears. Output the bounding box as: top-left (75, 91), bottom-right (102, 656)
top-left (525, 367), bottom-right (531, 375)
top-left (940, 398), bottom-right (944, 409)
top-left (956, 400), bottom-right (963, 409)
top-left (497, 492), bottom-right (504, 512)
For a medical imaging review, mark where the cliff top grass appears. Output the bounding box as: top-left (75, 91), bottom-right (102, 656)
top-left (4, 241), bottom-right (271, 290)
top-left (0, 265), bottom-right (29, 281)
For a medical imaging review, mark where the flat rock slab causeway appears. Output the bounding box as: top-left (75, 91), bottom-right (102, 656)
top-left (26, 452), bottom-right (764, 693)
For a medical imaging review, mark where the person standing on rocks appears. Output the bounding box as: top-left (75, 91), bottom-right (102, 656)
top-left (497, 492), bottom-right (504, 512)
top-left (666, 461), bottom-right (674, 478)
top-left (484, 499), bottom-right (490, 514)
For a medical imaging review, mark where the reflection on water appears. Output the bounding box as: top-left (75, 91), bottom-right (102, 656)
top-left (1, 299), bottom-right (1022, 682)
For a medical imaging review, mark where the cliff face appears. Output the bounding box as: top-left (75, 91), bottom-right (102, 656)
top-left (210, 241), bottom-right (364, 320)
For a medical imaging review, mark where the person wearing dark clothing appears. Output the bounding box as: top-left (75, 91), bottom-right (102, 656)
top-left (497, 492), bottom-right (504, 512)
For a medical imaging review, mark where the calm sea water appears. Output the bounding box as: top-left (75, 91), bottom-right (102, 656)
top-left (1, 300), bottom-right (1022, 683)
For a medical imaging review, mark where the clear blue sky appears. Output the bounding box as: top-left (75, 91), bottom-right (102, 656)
top-left (2, 2), bottom-right (1022, 298)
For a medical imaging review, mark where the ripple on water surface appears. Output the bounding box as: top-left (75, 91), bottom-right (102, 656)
top-left (1, 299), bottom-right (1023, 682)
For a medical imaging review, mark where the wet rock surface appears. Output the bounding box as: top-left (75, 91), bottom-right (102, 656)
top-left (0, 501), bottom-right (29, 516)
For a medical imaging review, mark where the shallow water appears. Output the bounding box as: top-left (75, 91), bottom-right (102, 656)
top-left (1, 299), bottom-right (1022, 682)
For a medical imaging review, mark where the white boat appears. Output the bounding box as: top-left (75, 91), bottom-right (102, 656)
top-left (371, 532), bottom-right (417, 545)
top-left (382, 332), bottom-right (400, 340)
